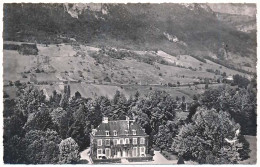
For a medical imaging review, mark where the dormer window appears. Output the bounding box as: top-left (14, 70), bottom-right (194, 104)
top-left (113, 130), bottom-right (117, 136)
top-left (105, 131), bottom-right (110, 136)
top-left (132, 130), bottom-right (136, 135)
top-left (140, 137), bottom-right (145, 144)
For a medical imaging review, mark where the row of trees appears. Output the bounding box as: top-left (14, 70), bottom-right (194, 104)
top-left (4, 78), bottom-right (256, 164)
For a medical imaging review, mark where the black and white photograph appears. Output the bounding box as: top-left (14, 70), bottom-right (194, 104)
top-left (1, 1), bottom-right (258, 165)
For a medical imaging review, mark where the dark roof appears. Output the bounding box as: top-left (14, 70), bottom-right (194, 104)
top-left (94, 120), bottom-right (147, 136)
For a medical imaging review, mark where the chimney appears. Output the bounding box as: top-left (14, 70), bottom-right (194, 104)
top-left (102, 117), bottom-right (108, 123)
top-left (92, 129), bottom-right (97, 136)
top-left (126, 116), bottom-right (130, 129)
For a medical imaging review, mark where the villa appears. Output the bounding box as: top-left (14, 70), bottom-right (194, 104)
top-left (90, 116), bottom-right (149, 161)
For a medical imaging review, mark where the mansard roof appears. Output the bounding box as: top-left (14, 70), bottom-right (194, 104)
top-left (94, 118), bottom-right (147, 136)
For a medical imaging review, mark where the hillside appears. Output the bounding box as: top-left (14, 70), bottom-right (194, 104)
top-left (3, 3), bottom-right (256, 101)
top-left (3, 4), bottom-right (256, 63)
top-left (3, 41), bottom-right (253, 101)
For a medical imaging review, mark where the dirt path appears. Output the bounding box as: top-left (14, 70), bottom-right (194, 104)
top-left (80, 148), bottom-right (92, 164)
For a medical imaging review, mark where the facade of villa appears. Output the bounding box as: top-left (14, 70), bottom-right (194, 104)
top-left (90, 116), bottom-right (149, 159)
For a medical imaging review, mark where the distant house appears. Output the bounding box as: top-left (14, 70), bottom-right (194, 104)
top-left (223, 75), bottom-right (233, 83)
top-left (18, 43), bottom-right (38, 55)
top-left (90, 116), bottom-right (149, 161)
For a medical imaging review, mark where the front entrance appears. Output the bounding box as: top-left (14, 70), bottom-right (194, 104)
top-left (117, 149), bottom-right (122, 157)
top-left (105, 148), bottom-right (111, 158)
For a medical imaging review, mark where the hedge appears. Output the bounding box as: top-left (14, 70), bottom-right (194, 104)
top-left (127, 155), bottom-right (153, 162)
top-left (91, 158), bottom-right (121, 164)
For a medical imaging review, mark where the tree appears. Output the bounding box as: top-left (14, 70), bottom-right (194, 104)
top-left (24, 106), bottom-right (56, 132)
top-left (177, 81), bottom-right (180, 86)
top-left (14, 80), bottom-right (22, 87)
top-left (60, 85), bottom-right (71, 109)
top-left (75, 91), bottom-right (81, 99)
top-left (16, 85), bottom-right (46, 116)
top-left (51, 107), bottom-right (72, 139)
top-left (172, 107), bottom-right (246, 164)
top-left (201, 85), bottom-right (256, 135)
top-left (59, 137), bottom-right (80, 164)
top-left (109, 91), bottom-right (129, 120)
top-left (131, 90), bottom-right (177, 147)
top-left (155, 121), bottom-right (177, 152)
top-left (182, 96), bottom-right (186, 102)
top-left (49, 90), bottom-right (62, 108)
top-left (176, 96), bottom-right (180, 102)
top-left (67, 104), bottom-right (90, 151)
top-left (134, 91), bottom-right (140, 102)
top-left (205, 83), bottom-right (209, 89)
top-left (233, 74), bottom-right (250, 88)
top-left (4, 135), bottom-right (26, 164)
top-left (4, 110), bottom-right (26, 141)
top-left (23, 129), bottom-right (61, 164)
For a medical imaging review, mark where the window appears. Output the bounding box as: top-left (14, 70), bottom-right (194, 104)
top-left (106, 139), bottom-right (110, 146)
top-left (105, 131), bottom-right (110, 136)
top-left (140, 147), bottom-right (145, 153)
top-left (97, 139), bottom-right (102, 146)
top-left (97, 149), bottom-right (102, 154)
top-left (133, 147), bottom-right (137, 157)
top-left (132, 130), bottom-right (136, 135)
top-left (125, 138), bottom-right (129, 144)
top-left (140, 147), bottom-right (145, 156)
top-left (140, 138), bottom-right (145, 144)
top-left (133, 138), bottom-right (137, 145)
top-left (113, 139), bottom-right (118, 145)
top-left (125, 130), bottom-right (129, 135)
top-left (120, 138), bottom-right (124, 144)
top-left (113, 130), bottom-right (117, 136)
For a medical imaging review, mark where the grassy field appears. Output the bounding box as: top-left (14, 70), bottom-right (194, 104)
top-left (4, 42), bottom-right (253, 85)
top-left (3, 42), bottom-right (254, 102)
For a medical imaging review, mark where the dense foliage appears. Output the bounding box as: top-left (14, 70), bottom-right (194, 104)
top-left (172, 108), bottom-right (245, 164)
top-left (3, 85), bottom-right (179, 164)
top-left (59, 137), bottom-right (80, 164)
top-left (3, 82), bottom-right (255, 164)
top-left (200, 85), bottom-right (256, 135)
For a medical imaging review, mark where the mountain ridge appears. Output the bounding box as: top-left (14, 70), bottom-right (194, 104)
top-left (3, 3), bottom-right (256, 68)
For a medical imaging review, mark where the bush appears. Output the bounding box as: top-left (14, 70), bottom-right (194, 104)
top-left (3, 91), bottom-right (9, 98)
top-left (127, 155), bottom-right (153, 162)
top-left (168, 83), bottom-right (176, 87)
top-left (59, 137), bottom-right (80, 164)
top-left (104, 76), bottom-right (111, 82)
top-left (22, 74), bottom-right (27, 78)
top-left (9, 81), bottom-right (13, 86)
top-left (244, 63), bottom-right (252, 67)
top-left (205, 84), bottom-right (209, 89)
top-left (14, 80), bottom-right (22, 87)
top-left (91, 157), bottom-right (121, 164)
